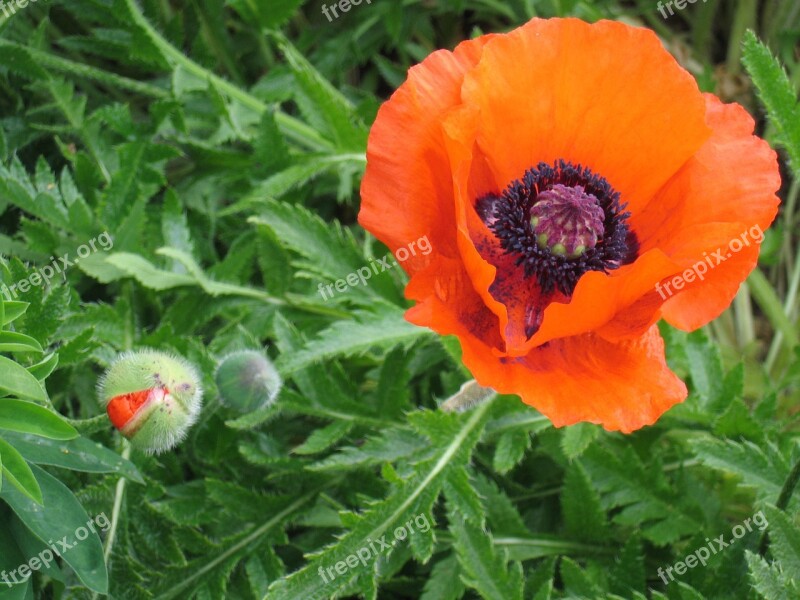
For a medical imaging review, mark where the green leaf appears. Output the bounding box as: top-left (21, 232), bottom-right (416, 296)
top-left (492, 429), bottom-right (530, 474)
top-left (443, 467), bottom-right (484, 526)
top-left (0, 331), bottom-right (43, 353)
top-left (0, 515), bottom-right (32, 599)
top-left (161, 188), bottom-right (195, 265)
top-left (272, 33), bottom-right (367, 151)
top-left (561, 422), bottom-right (601, 460)
top-left (276, 306), bottom-right (430, 376)
top-left (268, 398), bottom-right (494, 600)
top-left (562, 461), bottom-right (608, 542)
top-left (746, 550), bottom-right (798, 599)
top-left (292, 421), bottom-right (353, 455)
top-left (685, 329), bottom-right (724, 409)
top-left (247, 200), bottom-right (365, 282)
top-left (583, 445), bottom-right (700, 545)
top-left (0, 400), bottom-right (77, 440)
top-left (0, 437), bottom-right (43, 504)
top-left (528, 557), bottom-right (556, 600)
top-left (690, 437), bottom-right (788, 500)
top-left (309, 425), bottom-right (422, 472)
top-left (102, 249), bottom-right (276, 302)
top-left (1, 302), bottom-right (28, 325)
top-left (449, 514), bottom-right (524, 600)
top-left (763, 505), bottom-right (800, 575)
top-left (0, 357), bottom-right (48, 402)
top-left (27, 353), bottom-right (59, 381)
top-left (226, 155), bottom-right (365, 212)
top-left (227, 0), bottom-right (305, 29)
top-left (742, 30), bottom-right (800, 173)
top-left (472, 474), bottom-right (529, 537)
top-left (560, 556), bottom-right (602, 597)
top-left (0, 464), bottom-right (108, 594)
top-left (609, 536), bottom-right (645, 596)
top-left (420, 554), bottom-right (466, 600)
top-left (1, 432), bottom-right (143, 483)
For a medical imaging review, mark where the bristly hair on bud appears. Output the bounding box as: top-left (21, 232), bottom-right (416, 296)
top-left (214, 350), bottom-right (282, 413)
top-left (98, 349), bottom-right (203, 455)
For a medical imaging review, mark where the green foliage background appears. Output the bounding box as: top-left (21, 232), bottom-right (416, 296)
top-left (0, 0), bottom-right (799, 598)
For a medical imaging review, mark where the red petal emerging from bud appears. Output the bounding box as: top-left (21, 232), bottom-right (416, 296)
top-left (106, 387), bottom-right (168, 433)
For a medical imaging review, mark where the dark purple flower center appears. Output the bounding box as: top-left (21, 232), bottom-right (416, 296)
top-left (530, 184), bottom-right (605, 258)
top-left (476, 160), bottom-right (638, 296)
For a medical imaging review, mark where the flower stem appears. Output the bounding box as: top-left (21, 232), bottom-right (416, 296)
top-left (747, 268), bottom-right (800, 349)
top-left (67, 414), bottom-right (110, 435)
top-left (91, 441), bottom-right (132, 600)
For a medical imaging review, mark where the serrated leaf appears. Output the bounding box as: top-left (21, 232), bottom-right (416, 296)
top-left (276, 305), bottom-right (430, 376)
top-left (742, 30), bottom-right (800, 173)
top-left (443, 467), bottom-right (484, 526)
top-left (746, 551), bottom-right (798, 600)
top-left (247, 200), bottom-right (364, 281)
top-left (562, 461), bottom-right (608, 542)
top-left (561, 422), bottom-right (601, 460)
top-left (763, 505), bottom-right (800, 575)
top-left (268, 398), bottom-right (494, 600)
top-left (272, 32), bottom-right (367, 151)
top-left (449, 516), bottom-right (524, 600)
top-left (493, 429), bottom-right (530, 473)
top-left (420, 554), bottom-right (465, 600)
top-left (690, 438), bottom-right (787, 500)
top-left (293, 421), bottom-right (353, 455)
top-left (560, 556), bottom-right (602, 598)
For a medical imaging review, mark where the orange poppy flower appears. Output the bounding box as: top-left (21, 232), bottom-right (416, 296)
top-left (358, 18), bottom-right (780, 432)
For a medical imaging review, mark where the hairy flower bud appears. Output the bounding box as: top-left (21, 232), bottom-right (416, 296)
top-left (98, 349), bottom-right (203, 454)
top-left (214, 350), bottom-right (282, 412)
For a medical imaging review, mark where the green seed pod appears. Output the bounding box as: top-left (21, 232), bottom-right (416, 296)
top-left (214, 350), bottom-right (282, 412)
top-left (98, 349), bottom-right (203, 455)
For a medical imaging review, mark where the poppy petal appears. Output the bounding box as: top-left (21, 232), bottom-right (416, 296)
top-left (358, 35), bottom-right (493, 277)
top-left (459, 18), bottom-right (711, 218)
top-left (461, 324), bottom-right (687, 432)
top-left (647, 96), bottom-right (781, 329)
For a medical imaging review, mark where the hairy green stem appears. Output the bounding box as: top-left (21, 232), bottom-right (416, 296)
top-left (91, 441), bottom-right (132, 600)
top-left (67, 414), bottom-right (110, 435)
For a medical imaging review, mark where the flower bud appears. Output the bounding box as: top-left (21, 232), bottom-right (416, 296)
top-left (214, 350), bottom-right (282, 412)
top-left (98, 349), bottom-right (203, 454)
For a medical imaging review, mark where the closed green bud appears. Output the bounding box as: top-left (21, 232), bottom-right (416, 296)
top-left (215, 350), bottom-right (282, 412)
top-left (98, 349), bottom-right (203, 455)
